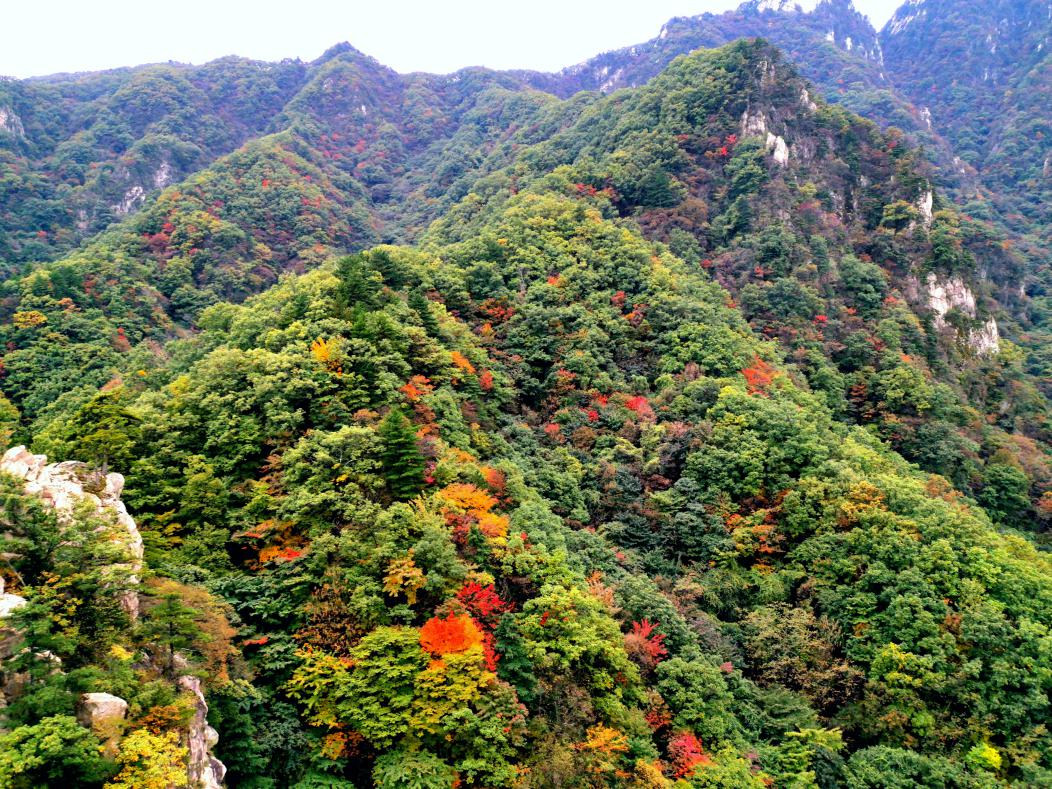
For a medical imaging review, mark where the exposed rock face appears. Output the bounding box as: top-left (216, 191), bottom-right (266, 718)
top-left (179, 676), bottom-right (227, 789)
top-left (77, 692), bottom-right (128, 756)
top-left (153, 159), bottom-right (174, 189)
top-left (916, 189), bottom-right (934, 226)
top-left (752, 0), bottom-right (822, 12)
top-left (0, 106), bottom-right (25, 138)
top-left (0, 577), bottom-right (26, 621)
top-left (766, 132), bottom-right (791, 166)
top-left (927, 273), bottom-right (977, 328)
top-left (0, 577), bottom-right (27, 663)
top-left (741, 109), bottom-right (792, 166)
top-left (112, 185), bottom-right (146, 216)
top-left (741, 108), bottom-right (769, 136)
top-left (925, 273), bottom-right (1001, 355)
top-left (969, 318), bottom-right (1001, 356)
top-left (0, 447), bottom-right (144, 618)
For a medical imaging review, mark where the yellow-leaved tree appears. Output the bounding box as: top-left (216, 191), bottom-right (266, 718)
top-left (105, 729), bottom-right (188, 789)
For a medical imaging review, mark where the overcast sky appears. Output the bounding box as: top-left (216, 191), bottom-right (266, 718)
top-left (2, 1), bottom-right (905, 79)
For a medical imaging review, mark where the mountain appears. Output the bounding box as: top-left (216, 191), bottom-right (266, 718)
top-left (0, 45), bottom-right (559, 272)
top-left (880, 0), bottom-right (1052, 237)
top-left (1, 10), bottom-right (1046, 521)
top-left (547, 0), bottom-right (886, 96)
top-left (0, 57), bottom-right (311, 267)
top-left (520, 0), bottom-right (1052, 456)
top-left (0, 10), bottom-right (1051, 789)
top-left (523, 1), bottom-right (970, 186)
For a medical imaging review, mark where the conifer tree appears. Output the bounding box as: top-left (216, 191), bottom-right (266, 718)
top-left (378, 409), bottom-right (425, 501)
top-left (335, 254), bottom-right (380, 311)
top-left (141, 593), bottom-right (202, 679)
top-left (409, 288), bottom-right (441, 336)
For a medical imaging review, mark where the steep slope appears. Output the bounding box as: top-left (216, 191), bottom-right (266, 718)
top-left (875, 0), bottom-right (1052, 425)
top-left (523, 0), bottom-right (971, 188)
top-left (450, 41), bottom-right (1052, 530)
top-left (5, 42), bottom-right (1050, 788)
top-left (3, 39), bottom-right (1050, 533)
top-left (881, 0), bottom-right (1052, 239)
top-left (0, 57), bottom-right (311, 268)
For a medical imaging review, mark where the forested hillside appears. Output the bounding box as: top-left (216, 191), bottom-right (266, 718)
top-left (0, 6), bottom-right (1051, 789)
top-left (882, 0), bottom-right (1052, 238)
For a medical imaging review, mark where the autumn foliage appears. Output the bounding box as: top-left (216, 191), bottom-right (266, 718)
top-left (449, 350), bottom-right (476, 376)
top-left (436, 483), bottom-right (510, 540)
top-left (741, 356), bottom-right (778, 395)
top-left (419, 613), bottom-right (484, 656)
top-left (624, 395), bottom-right (655, 419)
top-left (667, 732), bottom-right (712, 778)
top-left (455, 582), bottom-right (513, 629)
top-left (624, 619), bottom-right (668, 669)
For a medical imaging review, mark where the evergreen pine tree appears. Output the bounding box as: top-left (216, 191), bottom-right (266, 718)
top-left (335, 254), bottom-right (380, 311)
top-left (377, 409), bottom-right (425, 501)
top-left (408, 288), bottom-right (441, 336)
top-left (141, 593), bottom-right (202, 679)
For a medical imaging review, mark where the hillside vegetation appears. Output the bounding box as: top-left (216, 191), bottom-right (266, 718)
top-left (0, 11), bottom-right (1050, 789)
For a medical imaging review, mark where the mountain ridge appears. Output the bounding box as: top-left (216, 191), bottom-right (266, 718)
top-left (1, 10), bottom-right (1052, 788)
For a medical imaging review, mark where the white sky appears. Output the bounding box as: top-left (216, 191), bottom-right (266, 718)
top-left (2, 1), bottom-right (904, 79)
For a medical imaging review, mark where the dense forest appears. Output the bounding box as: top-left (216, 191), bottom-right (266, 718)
top-left (1, 3), bottom-right (1051, 788)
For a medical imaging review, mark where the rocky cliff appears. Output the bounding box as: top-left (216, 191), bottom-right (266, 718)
top-left (0, 446), bottom-right (144, 618)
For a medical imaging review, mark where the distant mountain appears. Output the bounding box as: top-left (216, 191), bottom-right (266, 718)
top-left (546, 0), bottom-right (886, 95)
top-left (523, 0), bottom-right (969, 184)
top-left (531, 0), bottom-right (1051, 246)
top-left (0, 45), bottom-right (554, 272)
top-left (881, 0), bottom-right (1052, 238)
top-left (0, 58), bottom-right (311, 266)
top-left (519, 0), bottom-right (1052, 402)
top-left (4, 0), bottom-right (1048, 267)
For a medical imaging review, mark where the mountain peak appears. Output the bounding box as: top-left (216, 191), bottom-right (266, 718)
top-left (884, 0), bottom-right (929, 36)
top-left (742, 0), bottom-right (825, 12)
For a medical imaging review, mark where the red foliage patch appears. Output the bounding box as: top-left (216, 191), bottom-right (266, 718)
top-left (668, 732), bottom-right (712, 778)
top-left (456, 582), bottom-right (513, 629)
top-left (742, 356), bottom-right (777, 395)
top-left (482, 631), bottom-right (500, 671)
top-left (624, 395), bottom-right (655, 419)
top-left (624, 619), bottom-right (668, 668)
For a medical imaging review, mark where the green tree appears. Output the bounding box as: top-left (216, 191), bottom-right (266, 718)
top-left (140, 592), bottom-right (204, 678)
top-left (372, 749), bottom-right (455, 789)
top-left (378, 409), bottom-right (425, 501)
top-left (44, 389), bottom-right (142, 474)
top-left (977, 463), bottom-right (1031, 525)
top-left (0, 715), bottom-right (113, 788)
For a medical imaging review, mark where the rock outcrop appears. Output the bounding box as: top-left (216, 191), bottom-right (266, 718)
top-left (0, 577), bottom-right (26, 622)
top-left (0, 106), bottom-right (25, 138)
top-left (77, 692), bottom-right (128, 756)
top-left (916, 189), bottom-right (934, 226)
top-left (0, 447), bottom-right (144, 618)
top-left (0, 577), bottom-right (27, 665)
top-left (924, 273), bottom-right (1001, 355)
top-left (179, 675), bottom-right (227, 789)
top-left (766, 132), bottom-right (790, 166)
